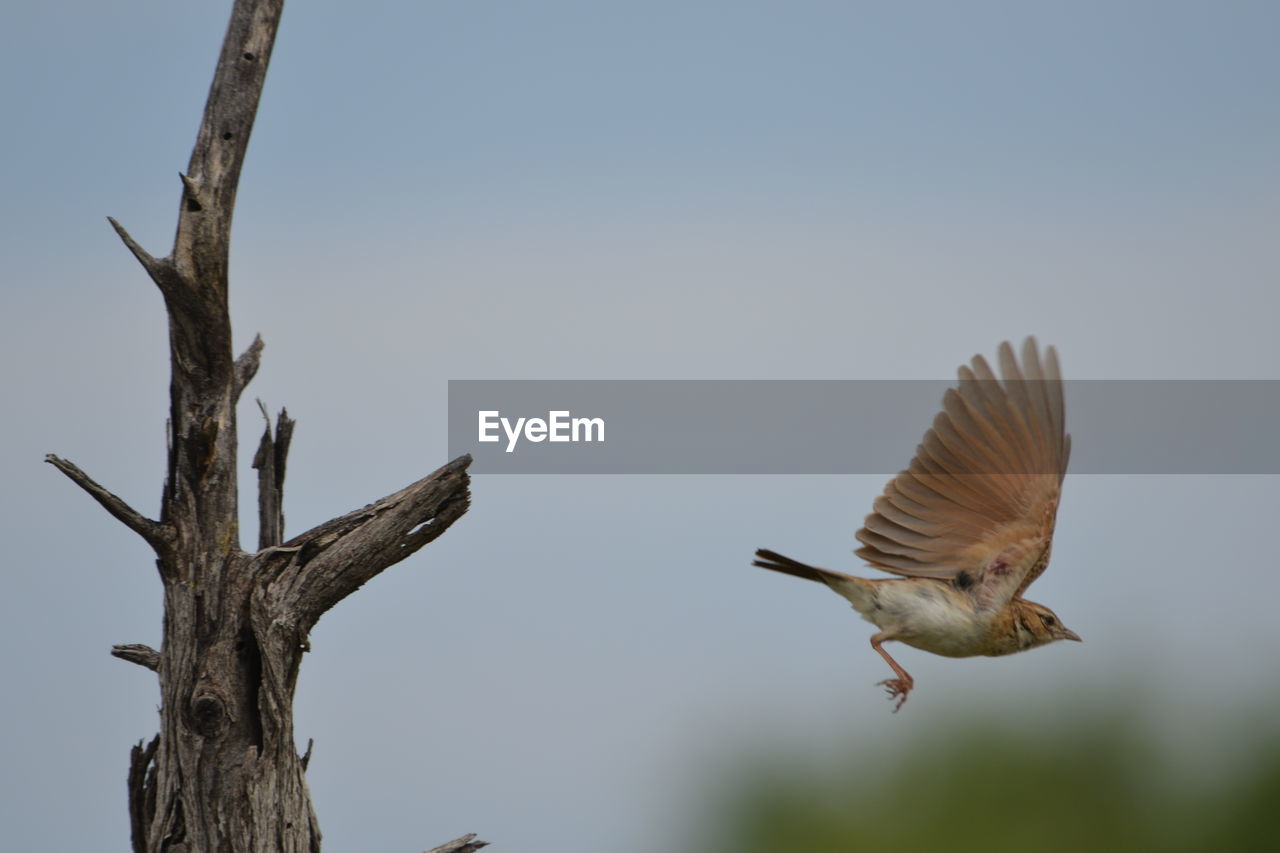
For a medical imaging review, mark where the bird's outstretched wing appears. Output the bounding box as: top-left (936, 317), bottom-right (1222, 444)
top-left (854, 338), bottom-right (1070, 608)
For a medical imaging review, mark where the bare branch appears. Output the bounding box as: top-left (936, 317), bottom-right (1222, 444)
top-left (253, 403), bottom-right (295, 549)
top-left (106, 216), bottom-right (175, 293)
top-left (275, 455), bottom-right (471, 628)
top-left (233, 334), bottom-right (265, 401)
top-left (171, 0), bottom-right (284, 280)
top-left (105, 216), bottom-right (156, 268)
top-left (112, 644), bottom-right (161, 672)
top-left (127, 736), bottom-right (159, 853)
top-left (299, 737), bottom-right (314, 772)
top-left (178, 172), bottom-right (207, 211)
top-left (45, 455), bottom-right (171, 550)
top-left (425, 834), bottom-right (488, 853)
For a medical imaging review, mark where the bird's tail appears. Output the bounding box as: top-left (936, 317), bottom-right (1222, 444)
top-left (753, 548), bottom-right (876, 612)
top-left (753, 549), bottom-right (838, 583)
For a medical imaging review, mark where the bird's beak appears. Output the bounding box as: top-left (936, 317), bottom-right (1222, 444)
top-left (1059, 628), bottom-right (1082, 642)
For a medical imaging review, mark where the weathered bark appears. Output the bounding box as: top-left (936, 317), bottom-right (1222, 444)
top-left (47, 1), bottom-right (477, 850)
top-left (253, 400), bottom-right (294, 550)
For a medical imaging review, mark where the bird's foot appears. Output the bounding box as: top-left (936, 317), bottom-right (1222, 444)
top-left (877, 677), bottom-right (914, 712)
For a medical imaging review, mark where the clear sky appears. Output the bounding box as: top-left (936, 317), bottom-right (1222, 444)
top-left (2, 2), bottom-right (1278, 851)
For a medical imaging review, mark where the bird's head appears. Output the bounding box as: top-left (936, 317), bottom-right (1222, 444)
top-left (1012, 599), bottom-right (1082, 649)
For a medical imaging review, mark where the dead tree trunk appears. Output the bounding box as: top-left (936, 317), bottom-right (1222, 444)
top-left (46, 2), bottom-right (479, 850)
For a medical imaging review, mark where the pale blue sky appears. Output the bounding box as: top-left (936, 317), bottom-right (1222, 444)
top-left (3, 2), bottom-right (1279, 852)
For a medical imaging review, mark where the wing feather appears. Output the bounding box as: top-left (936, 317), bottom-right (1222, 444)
top-left (887, 474), bottom-right (1005, 535)
top-left (854, 338), bottom-right (1069, 606)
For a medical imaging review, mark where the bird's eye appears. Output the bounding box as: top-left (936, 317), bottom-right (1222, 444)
top-left (1043, 616), bottom-right (1056, 627)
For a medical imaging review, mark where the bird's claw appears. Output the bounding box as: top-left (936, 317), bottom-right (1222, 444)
top-left (877, 677), bottom-right (913, 712)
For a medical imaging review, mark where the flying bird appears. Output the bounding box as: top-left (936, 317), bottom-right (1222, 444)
top-left (754, 338), bottom-right (1078, 711)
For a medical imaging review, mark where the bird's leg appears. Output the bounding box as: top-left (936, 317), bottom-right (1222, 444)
top-left (870, 633), bottom-right (914, 712)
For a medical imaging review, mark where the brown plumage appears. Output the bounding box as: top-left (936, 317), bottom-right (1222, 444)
top-left (754, 338), bottom-right (1079, 711)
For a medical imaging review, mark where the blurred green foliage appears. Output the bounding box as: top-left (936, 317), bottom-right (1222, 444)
top-left (708, 711), bottom-right (1280, 853)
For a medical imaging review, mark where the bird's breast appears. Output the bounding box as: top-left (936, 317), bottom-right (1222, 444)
top-left (867, 579), bottom-right (990, 658)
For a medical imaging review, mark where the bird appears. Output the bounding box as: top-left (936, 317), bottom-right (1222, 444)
top-left (753, 338), bottom-right (1079, 711)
